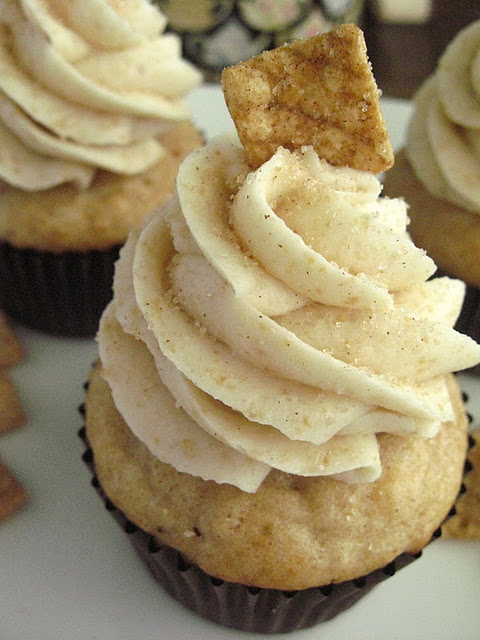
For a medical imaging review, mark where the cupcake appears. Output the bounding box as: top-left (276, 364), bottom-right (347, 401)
top-left (0, 0), bottom-right (202, 337)
top-left (383, 20), bottom-right (480, 371)
top-left (83, 25), bottom-right (480, 633)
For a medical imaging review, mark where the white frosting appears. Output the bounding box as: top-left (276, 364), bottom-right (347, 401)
top-left (98, 136), bottom-right (480, 493)
top-left (0, 0), bottom-right (201, 190)
top-left (406, 20), bottom-right (480, 213)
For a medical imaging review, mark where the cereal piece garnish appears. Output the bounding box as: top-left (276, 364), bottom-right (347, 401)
top-left (0, 310), bottom-right (25, 368)
top-left (443, 429), bottom-right (480, 539)
top-left (222, 23), bottom-right (393, 173)
top-left (0, 370), bottom-right (26, 433)
top-left (0, 311), bottom-right (26, 433)
top-left (0, 458), bottom-right (26, 521)
top-left (0, 313), bottom-right (27, 519)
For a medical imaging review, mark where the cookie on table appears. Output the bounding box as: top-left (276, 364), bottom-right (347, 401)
top-left (0, 311), bottom-right (27, 519)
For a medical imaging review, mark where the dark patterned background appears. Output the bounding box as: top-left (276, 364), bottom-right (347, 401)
top-left (364, 0), bottom-right (480, 98)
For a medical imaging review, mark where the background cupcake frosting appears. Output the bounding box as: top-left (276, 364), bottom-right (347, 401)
top-left (0, 0), bottom-right (202, 191)
top-left (406, 19), bottom-right (480, 214)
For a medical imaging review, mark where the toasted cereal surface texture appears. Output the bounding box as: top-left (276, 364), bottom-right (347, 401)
top-left (0, 310), bottom-right (24, 369)
top-left (0, 459), bottom-right (26, 520)
top-left (0, 311), bottom-right (25, 433)
top-left (221, 24), bottom-right (393, 173)
top-left (86, 364), bottom-right (467, 591)
top-left (0, 370), bottom-right (26, 433)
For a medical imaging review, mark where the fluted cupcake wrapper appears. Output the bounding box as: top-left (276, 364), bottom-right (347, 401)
top-left (125, 523), bottom-right (418, 633)
top-left (0, 243), bottom-right (120, 338)
top-left (78, 419), bottom-right (449, 634)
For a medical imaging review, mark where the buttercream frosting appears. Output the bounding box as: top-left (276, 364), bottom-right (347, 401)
top-left (98, 135), bottom-right (480, 493)
top-left (0, 0), bottom-right (201, 191)
top-left (406, 19), bottom-right (480, 214)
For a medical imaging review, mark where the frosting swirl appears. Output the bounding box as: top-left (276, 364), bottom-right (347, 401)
top-left (0, 0), bottom-right (201, 190)
top-left (98, 136), bottom-right (480, 493)
top-left (406, 20), bottom-right (480, 214)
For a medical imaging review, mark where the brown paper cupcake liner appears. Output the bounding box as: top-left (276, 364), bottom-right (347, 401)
top-left (0, 242), bottom-right (120, 338)
top-left (119, 521), bottom-right (419, 633)
top-left (77, 407), bottom-right (468, 634)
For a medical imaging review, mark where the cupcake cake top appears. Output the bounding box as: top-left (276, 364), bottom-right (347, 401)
top-left (406, 19), bottom-right (480, 214)
top-left (98, 24), bottom-right (480, 493)
top-left (0, 0), bottom-right (202, 191)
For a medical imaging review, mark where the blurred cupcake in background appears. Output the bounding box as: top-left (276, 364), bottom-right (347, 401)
top-left (0, 0), bottom-right (202, 338)
top-left (383, 19), bottom-right (480, 373)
